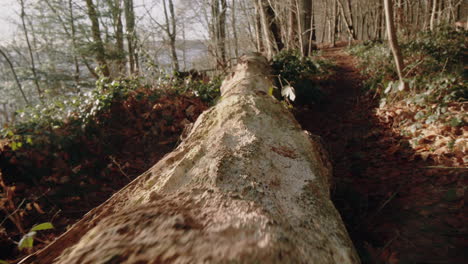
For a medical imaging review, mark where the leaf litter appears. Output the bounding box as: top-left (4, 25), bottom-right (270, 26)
top-left (295, 44), bottom-right (466, 264)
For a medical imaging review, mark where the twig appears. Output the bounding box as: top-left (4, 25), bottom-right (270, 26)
top-left (376, 188), bottom-right (400, 215)
top-left (403, 58), bottom-right (425, 78)
top-left (109, 156), bottom-right (131, 180)
top-left (0, 199), bottom-right (26, 234)
top-left (377, 230), bottom-right (400, 259)
top-left (441, 58), bottom-right (449, 73)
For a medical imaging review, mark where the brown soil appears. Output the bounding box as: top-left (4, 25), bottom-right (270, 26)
top-left (294, 46), bottom-right (467, 264)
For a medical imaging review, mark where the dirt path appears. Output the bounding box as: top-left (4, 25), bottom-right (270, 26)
top-left (295, 47), bottom-right (466, 264)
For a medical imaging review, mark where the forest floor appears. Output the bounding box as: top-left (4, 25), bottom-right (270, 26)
top-left (294, 45), bottom-right (466, 264)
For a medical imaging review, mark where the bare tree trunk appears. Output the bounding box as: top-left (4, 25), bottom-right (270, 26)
top-left (124, 0), bottom-right (137, 74)
top-left (345, 0), bottom-right (356, 39)
top-left (239, 0), bottom-right (257, 48)
top-left (219, 0), bottom-right (228, 67)
top-left (295, 0), bottom-right (305, 56)
top-left (257, 0), bottom-right (284, 59)
top-left (375, 2), bottom-right (383, 40)
top-left (181, 23), bottom-right (187, 70)
top-left (210, 0), bottom-right (228, 69)
top-left (301, 0), bottom-right (315, 56)
top-left (337, 0), bottom-right (356, 41)
top-left (108, 0), bottom-right (126, 75)
top-left (68, 0), bottom-right (80, 91)
top-left (19, 0), bottom-right (42, 99)
top-left (231, 0), bottom-right (239, 59)
top-left (287, 0), bottom-right (297, 50)
top-left (430, 0), bottom-right (438, 31)
top-left (0, 47), bottom-right (29, 105)
top-left (254, 6), bottom-right (264, 52)
top-left (85, 0), bottom-right (110, 77)
top-left (18, 53), bottom-right (360, 264)
top-left (162, 0), bottom-right (179, 72)
top-left (332, 0), bottom-right (338, 47)
top-left (384, 0), bottom-right (406, 91)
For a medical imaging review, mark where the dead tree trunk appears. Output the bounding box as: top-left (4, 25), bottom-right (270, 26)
top-left (19, 53), bottom-right (360, 264)
top-left (384, 0), bottom-right (406, 91)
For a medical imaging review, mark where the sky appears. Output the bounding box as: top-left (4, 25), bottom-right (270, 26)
top-left (0, 0), bottom-right (18, 44)
top-left (0, 0), bottom-right (207, 45)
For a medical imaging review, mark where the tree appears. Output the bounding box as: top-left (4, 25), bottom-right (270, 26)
top-left (85, 0), bottom-right (110, 77)
top-left (68, 0), bottom-right (81, 89)
top-left (145, 0), bottom-right (179, 72)
top-left (430, 0), bottom-right (438, 31)
top-left (337, 0), bottom-right (356, 41)
top-left (256, 0), bottom-right (284, 58)
top-left (107, 0), bottom-right (126, 75)
top-left (18, 53), bottom-right (359, 264)
top-left (384, 0), bottom-right (406, 91)
top-left (19, 0), bottom-right (43, 99)
top-left (124, 0), bottom-right (138, 74)
top-left (230, 0), bottom-right (239, 58)
top-left (210, 0), bottom-right (228, 68)
top-left (163, 0), bottom-right (179, 72)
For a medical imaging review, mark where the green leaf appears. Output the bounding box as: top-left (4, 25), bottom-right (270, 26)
top-left (0, 260), bottom-right (10, 264)
top-left (268, 87), bottom-right (274, 96)
top-left (31, 222), bottom-right (54, 231)
top-left (449, 117), bottom-right (463, 127)
top-left (18, 232), bottom-right (36, 250)
top-left (11, 142), bottom-right (18, 151)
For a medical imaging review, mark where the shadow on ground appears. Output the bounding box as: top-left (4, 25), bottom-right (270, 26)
top-left (295, 46), bottom-right (466, 264)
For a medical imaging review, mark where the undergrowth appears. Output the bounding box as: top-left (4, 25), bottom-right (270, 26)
top-left (0, 74), bottom-right (212, 261)
top-left (348, 26), bottom-right (467, 166)
top-left (349, 27), bottom-right (467, 104)
top-left (271, 49), bottom-right (335, 105)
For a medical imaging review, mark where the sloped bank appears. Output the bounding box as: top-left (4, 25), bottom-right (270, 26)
top-left (20, 53), bottom-right (359, 264)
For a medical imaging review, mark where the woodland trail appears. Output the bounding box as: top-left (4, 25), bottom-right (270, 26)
top-left (295, 46), bottom-right (466, 264)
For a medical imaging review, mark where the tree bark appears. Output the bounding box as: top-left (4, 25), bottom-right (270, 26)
top-left (210, 0), bottom-right (228, 69)
top-left (163, 0), bottom-right (179, 72)
top-left (384, 0), bottom-right (406, 91)
top-left (337, 0), bottom-right (356, 41)
top-left (19, 53), bottom-right (360, 264)
top-left (257, 0), bottom-right (284, 59)
top-left (85, 0), bottom-right (110, 77)
top-left (430, 0), bottom-right (438, 31)
top-left (254, 4), bottom-right (264, 52)
top-left (231, 0), bottom-right (239, 59)
top-left (124, 0), bottom-right (137, 74)
top-left (331, 0), bottom-right (338, 47)
top-left (108, 0), bottom-right (126, 75)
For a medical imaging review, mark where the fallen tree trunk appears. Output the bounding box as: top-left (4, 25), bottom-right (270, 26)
top-left (20, 53), bottom-right (360, 264)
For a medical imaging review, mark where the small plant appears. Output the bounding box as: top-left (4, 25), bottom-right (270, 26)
top-left (177, 76), bottom-right (222, 105)
top-left (271, 49), bottom-right (333, 105)
top-left (18, 222), bottom-right (54, 251)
